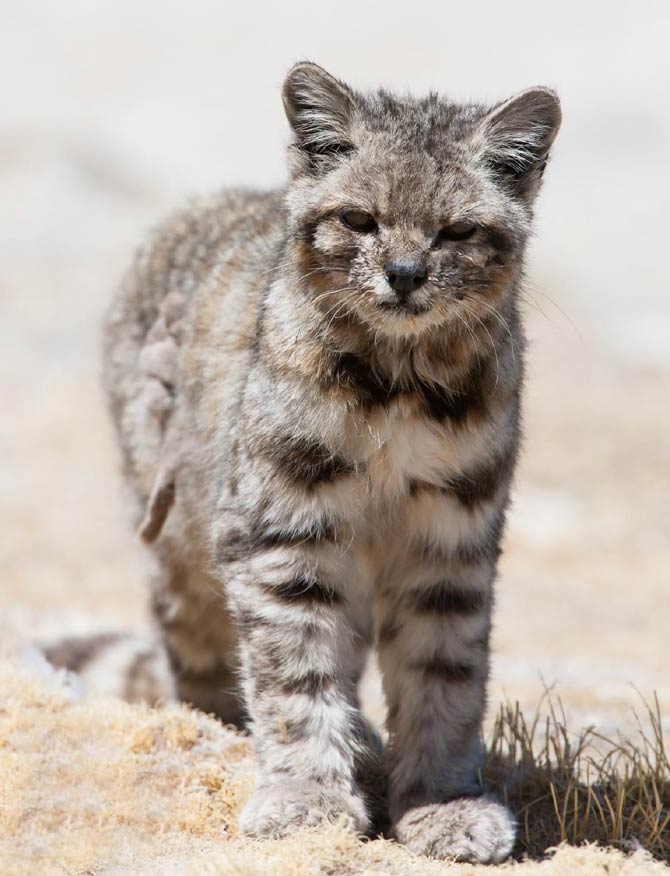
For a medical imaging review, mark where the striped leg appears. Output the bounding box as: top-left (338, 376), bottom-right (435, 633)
top-left (227, 550), bottom-right (370, 838)
top-left (376, 554), bottom-right (515, 863)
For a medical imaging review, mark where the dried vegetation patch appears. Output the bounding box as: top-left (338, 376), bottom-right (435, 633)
top-left (0, 653), bottom-right (668, 875)
top-left (486, 696), bottom-right (670, 861)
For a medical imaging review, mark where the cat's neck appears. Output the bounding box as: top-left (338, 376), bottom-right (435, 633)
top-left (264, 269), bottom-right (519, 394)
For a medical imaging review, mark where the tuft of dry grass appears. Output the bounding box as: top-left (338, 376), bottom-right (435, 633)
top-left (484, 693), bottom-right (670, 861)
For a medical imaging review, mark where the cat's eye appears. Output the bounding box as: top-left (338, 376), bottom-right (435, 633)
top-left (340, 210), bottom-right (377, 233)
top-left (438, 221), bottom-right (478, 242)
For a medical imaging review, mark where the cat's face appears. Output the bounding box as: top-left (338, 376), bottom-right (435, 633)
top-left (283, 63), bottom-right (560, 340)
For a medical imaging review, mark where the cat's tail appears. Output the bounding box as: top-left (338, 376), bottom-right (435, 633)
top-left (41, 633), bottom-right (176, 706)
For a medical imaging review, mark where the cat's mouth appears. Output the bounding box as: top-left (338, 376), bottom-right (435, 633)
top-left (378, 299), bottom-right (433, 317)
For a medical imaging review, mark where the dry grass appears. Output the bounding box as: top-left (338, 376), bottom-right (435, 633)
top-left (485, 694), bottom-right (670, 861)
top-left (1, 650), bottom-right (669, 875)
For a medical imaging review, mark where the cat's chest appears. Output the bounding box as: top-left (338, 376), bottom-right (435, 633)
top-left (355, 404), bottom-right (463, 499)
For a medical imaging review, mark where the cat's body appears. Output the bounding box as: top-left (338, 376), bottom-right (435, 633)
top-left (48, 64), bottom-right (561, 863)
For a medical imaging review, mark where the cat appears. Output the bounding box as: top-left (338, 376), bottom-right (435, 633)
top-left (48, 62), bottom-right (560, 862)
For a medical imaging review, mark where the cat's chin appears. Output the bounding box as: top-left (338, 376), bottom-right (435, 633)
top-left (362, 305), bottom-right (447, 341)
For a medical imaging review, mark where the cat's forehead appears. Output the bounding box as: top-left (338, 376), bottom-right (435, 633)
top-left (313, 95), bottom-right (495, 223)
top-left (356, 91), bottom-right (485, 148)
top-left (323, 141), bottom-right (496, 226)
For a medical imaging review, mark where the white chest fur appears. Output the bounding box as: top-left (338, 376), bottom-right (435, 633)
top-left (357, 404), bottom-right (453, 500)
top-left (352, 397), bottom-right (503, 505)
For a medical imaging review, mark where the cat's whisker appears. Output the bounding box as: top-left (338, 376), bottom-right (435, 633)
top-left (460, 301), bottom-right (502, 391)
top-left (465, 297), bottom-right (518, 370)
top-left (522, 280), bottom-right (582, 337)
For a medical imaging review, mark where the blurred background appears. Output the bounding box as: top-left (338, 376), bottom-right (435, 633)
top-left (1, 0), bottom-right (668, 736)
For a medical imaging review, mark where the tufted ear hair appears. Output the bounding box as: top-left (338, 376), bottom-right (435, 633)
top-left (476, 87), bottom-right (562, 199)
top-left (282, 61), bottom-right (356, 172)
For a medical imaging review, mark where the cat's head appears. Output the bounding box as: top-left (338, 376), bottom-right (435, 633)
top-left (282, 62), bottom-right (560, 340)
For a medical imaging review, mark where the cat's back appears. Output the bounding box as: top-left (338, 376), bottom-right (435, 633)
top-left (104, 187), bottom-right (284, 504)
top-left (105, 187), bottom-right (283, 366)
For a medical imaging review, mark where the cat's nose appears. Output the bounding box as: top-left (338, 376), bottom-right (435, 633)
top-left (385, 260), bottom-right (428, 296)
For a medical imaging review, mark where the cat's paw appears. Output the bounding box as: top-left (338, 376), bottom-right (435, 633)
top-left (393, 796), bottom-right (516, 863)
top-left (239, 778), bottom-right (369, 838)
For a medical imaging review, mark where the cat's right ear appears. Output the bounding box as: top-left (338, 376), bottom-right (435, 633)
top-left (282, 62), bottom-right (355, 170)
top-left (475, 87), bottom-right (561, 200)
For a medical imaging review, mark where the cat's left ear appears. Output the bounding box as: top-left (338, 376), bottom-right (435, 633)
top-left (476, 87), bottom-right (561, 199)
top-left (282, 61), bottom-right (356, 172)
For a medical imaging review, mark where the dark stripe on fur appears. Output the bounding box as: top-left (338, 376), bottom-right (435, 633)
top-left (329, 352), bottom-right (488, 425)
top-left (409, 501), bottom-right (507, 568)
top-left (217, 518), bottom-right (337, 563)
top-left (416, 361), bottom-right (488, 423)
top-left (413, 657), bottom-right (477, 683)
top-left (322, 344), bottom-right (497, 448)
top-left (262, 574), bottom-right (342, 607)
top-left (445, 448), bottom-right (516, 509)
top-left (280, 671), bottom-right (334, 697)
top-left (258, 432), bottom-right (355, 488)
top-left (416, 381), bottom-right (479, 423)
top-left (330, 352), bottom-right (400, 407)
top-left (411, 581), bottom-right (486, 615)
top-left (454, 539), bottom-right (502, 565)
top-left (239, 612), bottom-right (320, 646)
top-left (42, 633), bottom-right (121, 673)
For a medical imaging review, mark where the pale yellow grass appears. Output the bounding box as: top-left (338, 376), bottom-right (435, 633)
top-left (1, 653), bottom-right (668, 876)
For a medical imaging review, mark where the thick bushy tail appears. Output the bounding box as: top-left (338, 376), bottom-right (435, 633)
top-left (41, 633), bottom-right (176, 707)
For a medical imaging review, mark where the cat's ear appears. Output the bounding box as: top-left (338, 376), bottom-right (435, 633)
top-left (476, 87), bottom-right (561, 199)
top-left (282, 62), bottom-right (356, 170)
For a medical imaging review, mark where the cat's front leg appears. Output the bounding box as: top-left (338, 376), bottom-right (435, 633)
top-left (225, 544), bottom-right (370, 838)
top-left (376, 540), bottom-right (515, 863)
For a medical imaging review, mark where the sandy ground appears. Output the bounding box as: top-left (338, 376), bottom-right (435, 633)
top-left (1, 2), bottom-right (669, 872)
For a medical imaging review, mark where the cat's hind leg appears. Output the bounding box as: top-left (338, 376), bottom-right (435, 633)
top-left (148, 547), bottom-right (246, 727)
